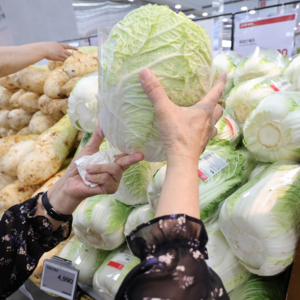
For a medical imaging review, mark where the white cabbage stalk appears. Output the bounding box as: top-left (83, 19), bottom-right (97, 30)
top-left (73, 194), bottom-right (133, 250)
top-left (219, 161), bottom-right (300, 276)
top-left (229, 275), bottom-right (285, 300)
top-left (248, 162), bottom-right (271, 181)
top-left (99, 4), bottom-right (213, 162)
top-left (124, 204), bottom-right (155, 238)
top-left (59, 236), bottom-right (110, 285)
top-left (68, 75), bottom-right (98, 133)
top-left (236, 146), bottom-right (257, 184)
top-left (148, 141), bottom-right (245, 221)
top-left (226, 76), bottom-right (292, 129)
top-left (212, 51), bottom-right (242, 97)
top-left (206, 220), bottom-right (250, 293)
top-left (234, 47), bottom-right (289, 86)
top-left (93, 246), bottom-right (140, 297)
top-left (284, 53), bottom-right (300, 91)
top-left (213, 110), bottom-right (241, 148)
top-left (244, 92), bottom-right (300, 163)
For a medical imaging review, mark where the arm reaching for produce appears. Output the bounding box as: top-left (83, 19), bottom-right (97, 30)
top-left (115, 71), bottom-right (229, 300)
top-left (0, 42), bottom-right (77, 77)
top-left (0, 126), bottom-right (143, 298)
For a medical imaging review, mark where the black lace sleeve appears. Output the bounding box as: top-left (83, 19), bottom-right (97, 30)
top-left (116, 214), bottom-right (229, 300)
top-left (0, 193), bottom-right (72, 299)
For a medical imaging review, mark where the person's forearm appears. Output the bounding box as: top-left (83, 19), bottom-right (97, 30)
top-left (0, 43), bottom-right (47, 77)
top-left (155, 158), bottom-right (200, 219)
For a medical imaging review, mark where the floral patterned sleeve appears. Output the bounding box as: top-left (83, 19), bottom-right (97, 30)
top-left (116, 214), bottom-right (229, 300)
top-left (0, 193), bottom-right (72, 299)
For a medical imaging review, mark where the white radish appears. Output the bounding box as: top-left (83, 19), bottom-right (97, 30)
top-left (28, 111), bottom-right (56, 134)
top-left (0, 110), bottom-right (11, 129)
top-left (10, 89), bottom-right (26, 108)
top-left (0, 87), bottom-right (15, 110)
top-left (18, 91), bottom-right (40, 113)
top-left (8, 109), bottom-right (33, 130)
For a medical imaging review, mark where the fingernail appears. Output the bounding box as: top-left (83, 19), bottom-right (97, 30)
top-left (140, 69), bottom-right (153, 81)
top-left (85, 175), bottom-right (91, 180)
top-left (86, 166), bottom-right (92, 172)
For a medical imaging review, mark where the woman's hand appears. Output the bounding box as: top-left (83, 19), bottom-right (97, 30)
top-left (139, 69), bottom-right (226, 166)
top-left (42, 42), bottom-right (78, 61)
top-left (46, 126), bottom-right (144, 217)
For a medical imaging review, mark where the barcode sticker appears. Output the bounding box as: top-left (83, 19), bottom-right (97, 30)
top-left (107, 248), bottom-right (133, 270)
top-left (225, 115), bottom-right (240, 135)
top-left (198, 151), bottom-right (228, 182)
top-left (270, 80), bottom-right (293, 92)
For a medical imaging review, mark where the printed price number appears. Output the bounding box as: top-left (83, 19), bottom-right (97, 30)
top-left (277, 49), bottom-right (288, 56)
top-left (57, 275), bottom-right (74, 284)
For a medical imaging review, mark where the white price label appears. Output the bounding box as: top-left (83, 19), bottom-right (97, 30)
top-left (41, 257), bottom-right (79, 299)
top-left (108, 247), bottom-right (134, 270)
top-left (225, 115), bottom-right (240, 135)
top-left (270, 79), bottom-right (293, 92)
top-left (198, 151), bottom-right (228, 182)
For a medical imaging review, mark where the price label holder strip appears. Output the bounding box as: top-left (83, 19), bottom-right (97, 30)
top-left (40, 256), bottom-right (79, 300)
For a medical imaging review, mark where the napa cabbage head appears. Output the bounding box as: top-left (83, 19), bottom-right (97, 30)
top-left (68, 75), bottom-right (99, 133)
top-left (236, 146), bottom-right (257, 184)
top-left (93, 245), bottom-right (140, 297)
top-left (206, 220), bottom-right (250, 293)
top-left (229, 275), bottom-right (285, 300)
top-left (124, 204), bottom-right (155, 238)
top-left (219, 161), bottom-right (300, 276)
top-left (243, 92), bottom-right (300, 163)
top-left (212, 51), bottom-right (242, 97)
top-left (59, 236), bottom-right (110, 285)
top-left (234, 47), bottom-right (289, 86)
top-left (73, 194), bottom-right (133, 250)
top-left (284, 53), bottom-right (300, 91)
top-left (99, 4), bottom-right (213, 162)
top-left (148, 141), bottom-right (245, 221)
top-left (226, 76), bottom-right (293, 129)
top-left (213, 109), bottom-right (242, 148)
top-left (248, 162), bottom-right (271, 181)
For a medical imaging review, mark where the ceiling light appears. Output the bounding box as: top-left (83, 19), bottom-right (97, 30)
top-left (241, 6), bottom-right (248, 11)
top-left (222, 18), bottom-right (228, 22)
top-left (175, 4), bottom-right (181, 9)
top-left (295, 27), bottom-right (298, 30)
top-left (297, 4), bottom-right (300, 9)
top-left (202, 12), bottom-right (208, 17)
top-left (249, 10), bottom-right (256, 14)
top-left (72, 2), bottom-right (102, 6)
top-left (128, 0), bottom-right (134, 2)
top-left (298, 22), bottom-right (300, 25)
top-left (187, 14), bottom-right (195, 19)
top-left (222, 40), bottom-right (232, 47)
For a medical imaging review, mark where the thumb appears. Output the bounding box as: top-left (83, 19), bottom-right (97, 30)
top-left (115, 152), bottom-right (144, 172)
top-left (139, 69), bottom-right (173, 116)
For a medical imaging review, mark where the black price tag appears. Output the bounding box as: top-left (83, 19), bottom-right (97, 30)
top-left (40, 256), bottom-right (79, 299)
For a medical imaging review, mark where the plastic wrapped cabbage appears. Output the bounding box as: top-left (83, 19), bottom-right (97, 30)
top-left (220, 161), bottom-right (300, 276)
top-left (234, 47), bottom-right (289, 86)
top-left (236, 146), bottom-right (257, 184)
top-left (244, 92), bottom-right (300, 163)
top-left (98, 4), bottom-right (213, 162)
top-left (93, 246), bottom-right (140, 298)
top-left (284, 53), bottom-right (300, 91)
top-left (248, 162), bottom-right (271, 181)
top-left (226, 76), bottom-right (293, 129)
top-left (229, 275), bottom-right (285, 300)
top-left (206, 220), bottom-right (250, 293)
top-left (148, 141), bottom-right (245, 221)
top-left (68, 74), bottom-right (99, 133)
top-left (213, 110), bottom-right (241, 148)
top-left (59, 236), bottom-right (110, 285)
top-left (124, 204), bottom-right (155, 238)
top-left (212, 51), bottom-right (242, 97)
top-left (73, 194), bottom-right (133, 250)
top-left (106, 140), bottom-right (164, 205)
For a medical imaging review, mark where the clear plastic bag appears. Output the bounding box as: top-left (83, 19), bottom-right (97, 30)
top-left (234, 47), bottom-right (289, 86)
top-left (93, 245), bottom-right (140, 297)
top-left (59, 236), bottom-right (110, 285)
top-left (97, 5), bottom-right (214, 162)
